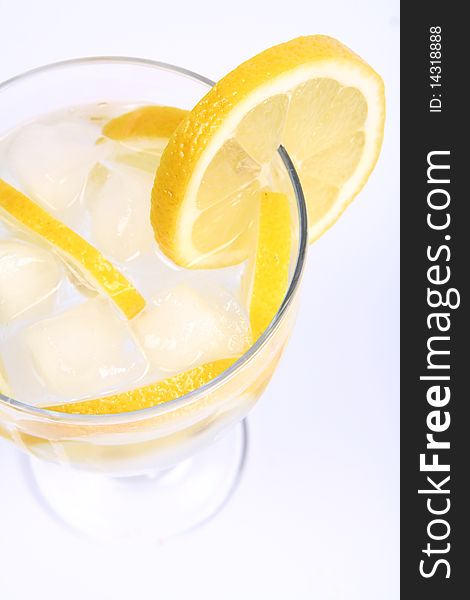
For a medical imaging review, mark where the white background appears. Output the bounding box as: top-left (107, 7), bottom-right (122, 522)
top-left (0, 0), bottom-right (399, 598)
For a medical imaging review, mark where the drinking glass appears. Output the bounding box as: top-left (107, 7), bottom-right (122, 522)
top-left (0, 58), bottom-right (308, 540)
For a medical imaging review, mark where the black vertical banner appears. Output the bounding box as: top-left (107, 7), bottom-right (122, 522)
top-left (401, 3), bottom-right (468, 597)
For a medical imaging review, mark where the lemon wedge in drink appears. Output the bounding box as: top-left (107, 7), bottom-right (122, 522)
top-left (49, 358), bottom-right (234, 415)
top-left (0, 179), bottom-right (145, 319)
top-left (103, 105), bottom-right (188, 141)
top-left (102, 105), bottom-right (188, 173)
top-left (151, 35), bottom-right (385, 268)
top-left (249, 191), bottom-right (292, 341)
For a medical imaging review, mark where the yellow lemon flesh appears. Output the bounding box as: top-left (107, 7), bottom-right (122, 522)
top-left (0, 179), bottom-right (145, 319)
top-left (151, 35), bottom-right (385, 268)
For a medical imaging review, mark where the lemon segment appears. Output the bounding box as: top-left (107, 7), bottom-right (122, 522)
top-left (49, 358), bottom-right (235, 415)
top-left (0, 179), bottom-right (145, 319)
top-left (151, 35), bottom-right (385, 268)
top-left (102, 105), bottom-right (188, 140)
top-left (236, 95), bottom-right (289, 164)
top-left (249, 191), bottom-right (292, 341)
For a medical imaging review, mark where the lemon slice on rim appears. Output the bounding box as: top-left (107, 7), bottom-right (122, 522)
top-left (49, 190), bottom-right (292, 415)
top-left (0, 179), bottom-right (145, 319)
top-left (151, 35), bottom-right (385, 268)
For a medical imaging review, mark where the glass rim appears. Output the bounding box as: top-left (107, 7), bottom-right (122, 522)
top-left (0, 56), bottom-right (309, 423)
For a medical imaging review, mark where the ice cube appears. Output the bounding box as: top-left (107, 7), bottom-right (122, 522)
top-left (85, 163), bottom-right (156, 262)
top-left (7, 121), bottom-right (104, 211)
top-left (23, 298), bottom-right (148, 399)
top-left (0, 239), bottom-right (62, 323)
top-left (132, 284), bottom-right (251, 373)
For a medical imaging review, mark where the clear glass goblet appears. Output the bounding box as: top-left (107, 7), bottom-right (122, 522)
top-left (0, 58), bottom-right (308, 541)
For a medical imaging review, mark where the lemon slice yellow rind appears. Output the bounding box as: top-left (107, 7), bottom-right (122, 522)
top-left (249, 191), bottom-right (292, 341)
top-left (0, 179), bottom-right (145, 319)
top-left (151, 35), bottom-right (385, 269)
top-left (103, 105), bottom-right (188, 140)
top-left (49, 358), bottom-right (235, 415)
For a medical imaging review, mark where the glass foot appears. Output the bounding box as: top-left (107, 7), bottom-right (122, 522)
top-left (23, 420), bottom-right (248, 541)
